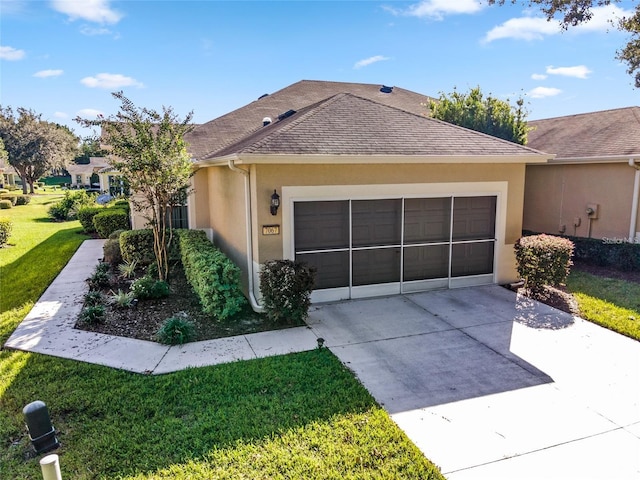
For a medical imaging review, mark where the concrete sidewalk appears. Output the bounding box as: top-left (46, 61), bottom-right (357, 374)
top-left (3, 239), bottom-right (319, 374)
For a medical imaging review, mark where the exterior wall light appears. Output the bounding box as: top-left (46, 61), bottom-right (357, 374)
top-left (270, 190), bottom-right (280, 216)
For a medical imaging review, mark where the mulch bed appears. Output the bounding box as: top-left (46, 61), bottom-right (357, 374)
top-left (75, 263), bottom-right (277, 342)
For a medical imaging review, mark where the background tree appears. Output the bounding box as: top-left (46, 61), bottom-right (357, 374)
top-left (74, 135), bottom-right (107, 164)
top-left (0, 107), bottom-right (78, 194)
top-left (427, 86), bottom-right (531, 145)
top-left (489, 0), bottom-right (640, 87)
top-left (0, 138), bottom-right (7, 165)
top-left (76, 91), bottom-right (194, 282)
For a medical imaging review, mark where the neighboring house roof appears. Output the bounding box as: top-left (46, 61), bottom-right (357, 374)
top-left (66, 157), bottom-right (111, 176)
top-left (186, 80), bottom-right (436, 160)
top-left (528, 106), bottom-right (640, 160)
top-left (204, 93), bottom-right (548, 162)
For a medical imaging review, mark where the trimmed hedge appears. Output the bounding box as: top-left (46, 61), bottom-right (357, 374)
top-left (93, 209), bottom-right (130, 238)
top-left (15, 195), bottom-right (30, 205)
top-left (0, 217), bottom-right (12, 246)
top-left (178, 229), bottom-right (246, 320)
top-left (523, 230), bottom-right (640, 272)
top-left (260, 259), bottom-right (316, 325)
top-left (0, 200), bottom-right (12, 209)
top-left (1, 194), bottom-right (17, 206)
top-left (515, 234), bottom-right (574, 294)
top-left (120, 229), bottom-right (180, 265)
top-left (78, 206), bottom-right (105, 233)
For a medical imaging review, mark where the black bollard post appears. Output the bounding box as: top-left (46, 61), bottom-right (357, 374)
top-left (23, 401), bottom-right (60, 454)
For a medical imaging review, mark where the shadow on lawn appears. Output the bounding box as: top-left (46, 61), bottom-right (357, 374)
top-left (0, 227), bottom-right (87, 314)
top-left (0, 348), bottom-right (378, 479)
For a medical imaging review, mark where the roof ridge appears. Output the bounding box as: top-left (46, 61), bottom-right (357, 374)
top-left (530, 105), bottom-right (640, 123)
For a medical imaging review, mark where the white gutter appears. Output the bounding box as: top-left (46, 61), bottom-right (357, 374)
top-left (629, 158), bottom-right (640, 243)
top-left (227, 159), bottom-right (264, 312)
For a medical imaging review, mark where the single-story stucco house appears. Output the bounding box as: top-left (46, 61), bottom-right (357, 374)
top-left (145, 80), bottom-right (551, 308)
top-left (525, 107), bottom-right (640, 242)
top-left (66, 156), bottom-right (126, 195)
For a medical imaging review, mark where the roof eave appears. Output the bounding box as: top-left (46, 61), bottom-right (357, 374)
top-left (197, 153), bottom-right (553, 166)
top-left (541, 154), bottom-right (640, 165)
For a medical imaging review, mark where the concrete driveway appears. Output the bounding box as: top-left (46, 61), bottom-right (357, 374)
top-left (307, 285), bottom-right (640, 479)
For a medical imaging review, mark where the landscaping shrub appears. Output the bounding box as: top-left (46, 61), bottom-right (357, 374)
top-left (110, 199), bottom-right (130, 212)
top-left (93, 209), bottom-right (130, 238)
top-left (1, 194), bottom-right (17, 205)
top-left (0, 217), bottom-right (12, 246)
top-left (84, 290), bottom-right (104, 307)
top-left (178, 229), bottom-right (246, 320)
top-left (523, 230), bottom-right (640, 272)
top-left (260, 259), bottom-right (316, 325)
top-left (78, 206), bottom-right (104, 233)
top-left (515, 234), bottom-right (574, 295)
top-left (117, 260), bottom-right (138, 279)
top-left (0, 188), bottom-right (7, 194)
top-left (120, 229), bottom-right (156, 265)
top-left (88, 262), bottom-right (112, 289)
top-left (15, 194), bottom-right (31, 205)
top-left (0, 199), bottom-right (12, 209)
top-left (103, 237), bottom-right (123, 265)
top-left (156, 314), bottom-right (196, 345)
top-left (109, 289), bottom-right (135, 308)
top-left (131, 276), bottom-right (170, 300)
top-left (79, 305), bottom-right (105, 324)
top-left (48, 190), bottom-right (96, 221)
top-left (119, 228), bottom-right (181, 266)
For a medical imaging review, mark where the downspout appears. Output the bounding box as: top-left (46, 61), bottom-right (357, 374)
top-left (629, 158), bottom-right (640, 243)
top-left (228, 159), bottom-right (264, 312)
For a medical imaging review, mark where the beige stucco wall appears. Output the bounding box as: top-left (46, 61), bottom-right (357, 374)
top-left (250, 162), bottom-right (527, 285)
top-left (191, 165), bottom-right (252, 292)
top-left (524, 163), bottom-right (638, 240)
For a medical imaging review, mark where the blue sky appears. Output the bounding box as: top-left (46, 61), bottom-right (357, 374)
top-left (1, 0), bottom-right (638, 138)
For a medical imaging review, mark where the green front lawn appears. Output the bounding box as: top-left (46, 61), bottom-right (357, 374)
top-left (567, 270), bottom-right (640, 341)
top-left (0, 197), bottom-right (444, 479)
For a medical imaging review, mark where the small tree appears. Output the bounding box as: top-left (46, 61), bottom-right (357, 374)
top-left (76, 92), bottom-right (194, 281)
top-left (428, 86), bottom-right (531, 145)
top-left (0, 107), bottom-right (79, 194)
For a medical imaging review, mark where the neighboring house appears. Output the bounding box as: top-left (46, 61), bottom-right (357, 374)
top-left (164, 80), bottom-right (550, 307)
top-left (525, 107), bottom-right (640, 242)
top-left (66, 156), bottom-right (127, 196)
top-left (0, 163), bottom-right (18, 188)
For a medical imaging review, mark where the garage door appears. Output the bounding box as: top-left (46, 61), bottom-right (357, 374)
top-left (294, 196), bottom-right (496, 299)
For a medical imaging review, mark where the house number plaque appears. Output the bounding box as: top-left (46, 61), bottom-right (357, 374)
top-left (262, 225), bottom-right (280, 235)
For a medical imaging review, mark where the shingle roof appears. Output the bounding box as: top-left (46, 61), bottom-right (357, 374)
top-left (527, 106), bottom-right (640, 159)
top-left (206, 93), bottom-right (546, 159)
top-left (186, 80), bottom-right (436, 160)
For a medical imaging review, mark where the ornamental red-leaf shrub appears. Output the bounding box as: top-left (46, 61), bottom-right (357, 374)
top-left (260, 260), bottom-right (316, 325)
top-left (515, 234), bottom-right (574, 295)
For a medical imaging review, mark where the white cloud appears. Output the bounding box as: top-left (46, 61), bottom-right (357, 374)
top-left (531, 73), bottom-right (547, 80)
top-left (354, 55), bottom-right (390, 69)
top-left (34, 69), bottom-right (63, 78)
top-left (386, 0), bottom-right (483, 20)
top-left (484, 16), bottom-right (559, 42)
top-left (76, 108), bottom-right (104, 119)
top-left (546, 65), bottom-right (592, 79)
top-left (80, 25), bottom-right (112, 36)
top-left (0, 45), bottom-right (25, 60)
top-left (51, 0), bottom-right (122, 24)
top-left (484, 4), bottom-right (634, 43)
top-left (529, 86), bottom-right (562, 98)
top-left (573, 5), bottom-right (634, 32)
top-left (54, 111), bottom-right (69, 119)
top-left (81, 73), bottom-right (143, 89)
